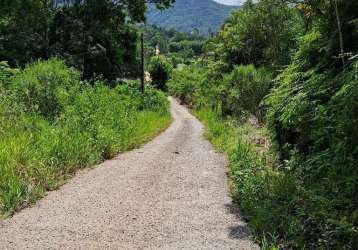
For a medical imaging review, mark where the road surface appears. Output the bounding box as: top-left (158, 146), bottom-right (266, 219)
top-left (0, 97), bottom-right (258, 250)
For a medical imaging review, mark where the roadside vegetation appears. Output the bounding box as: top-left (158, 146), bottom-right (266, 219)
top-left (169, 0), bottom-right (358, 248)
top-left (0, 59), bottom-right (170, 216)
top-left (0, 0), bottom-right (177, 216)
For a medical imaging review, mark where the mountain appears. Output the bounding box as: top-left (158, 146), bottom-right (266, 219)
top-left (146, 0), bottom-right (241, 35)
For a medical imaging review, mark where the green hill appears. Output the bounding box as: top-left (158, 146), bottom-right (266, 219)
top-left (146, 0), bottom-right (240, 35)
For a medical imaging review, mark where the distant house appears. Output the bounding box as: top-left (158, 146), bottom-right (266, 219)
top-left (145, 71), bottom-right (152, 83)
top-left (155, 45), bottom-right (160, 56)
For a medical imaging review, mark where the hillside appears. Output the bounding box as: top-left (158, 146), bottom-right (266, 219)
top-left (146, 0), bottom-right (240, 35)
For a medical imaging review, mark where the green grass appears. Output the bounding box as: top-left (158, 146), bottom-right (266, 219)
top-left (0, 110), bottom-right (171, 217)
top-left (119, 110), bottom-right (172, 152)
top-left (0, 59), bottom-right (171, 217)
top-left (194, 108), bottom-right (282, 249)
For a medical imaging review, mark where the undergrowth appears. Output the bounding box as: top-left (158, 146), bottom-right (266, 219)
top-left (194, 107), bottom-right (357, 249)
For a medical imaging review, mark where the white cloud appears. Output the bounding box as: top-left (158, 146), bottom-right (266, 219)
top-left (213, 0), bottom-right (245, 6)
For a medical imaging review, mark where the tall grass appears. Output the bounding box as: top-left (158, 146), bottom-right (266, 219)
top-left (194, 109), bottom-right (289, 249)
top-left (194, 107), bottom-right (357, 249)
top-left (0, 59), bottom-right (171, 216)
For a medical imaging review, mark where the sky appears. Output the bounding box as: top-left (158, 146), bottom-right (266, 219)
top-left (213, 0), bottom-right (244, 6)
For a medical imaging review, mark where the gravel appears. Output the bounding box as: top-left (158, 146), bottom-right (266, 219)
top-left (0, 97), bottom-right (258, 250)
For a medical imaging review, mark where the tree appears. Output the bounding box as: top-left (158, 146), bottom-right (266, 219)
top-left (148, 55), bottom-right (173, 91)
top-left (49, 1), bottom-right (139, 81)
top-left (204, 0), bottom-right (304, 70)
top-left (0, 0), bottom-right (175, 81)
top-left (0, 0), bottom-right (55, 65)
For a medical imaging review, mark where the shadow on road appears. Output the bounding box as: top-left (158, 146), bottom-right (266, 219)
top-left (225, 203), bottom-right (252, 240)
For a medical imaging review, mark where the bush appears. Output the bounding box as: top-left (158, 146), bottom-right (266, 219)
top-left (168, 64), bottom-right (204, 105)
top-left (169, 61), bottom-right (230, 110)
top-left (10, 59), bottom-right (80, 120)
top-left (222, 65), bottom-right (272, 120)
top-left (148, 55), bottom-right (173, 91)
top-left (263, 34), bottom-right (358, 248)
top-left (169, 62), bottom-right (272, 121)
top-left (0, 61), bottom-right (18, 88)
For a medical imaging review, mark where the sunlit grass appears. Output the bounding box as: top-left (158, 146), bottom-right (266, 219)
top-left (194, 108), bottom-right (282, 249)
top-left (0, 109), bottom-right (171, 217)
top-left (0, 59), bottom-right (171, 217)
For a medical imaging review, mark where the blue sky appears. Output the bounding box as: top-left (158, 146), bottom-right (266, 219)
top-left (213, 0), bottom-right (244, 6)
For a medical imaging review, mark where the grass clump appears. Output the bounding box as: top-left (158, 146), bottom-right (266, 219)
top-left (0, 59), bottom-right (171, 216)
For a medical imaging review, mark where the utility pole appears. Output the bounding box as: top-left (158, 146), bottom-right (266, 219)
top-left (141, 32), bottom-right (145, 94)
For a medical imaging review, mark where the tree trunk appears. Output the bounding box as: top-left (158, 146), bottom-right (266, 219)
top-left (334, 0), bottom-right (345, 70)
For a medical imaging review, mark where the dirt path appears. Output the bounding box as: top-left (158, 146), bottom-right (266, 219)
top-left (0, 98), bottom-right (258, 250)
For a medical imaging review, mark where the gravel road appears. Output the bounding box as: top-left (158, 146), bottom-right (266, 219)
top-left (0, 97), bottom-right (258, 250)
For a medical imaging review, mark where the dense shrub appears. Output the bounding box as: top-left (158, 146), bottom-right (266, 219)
top-left (222, 65), bottom-right (272, 120)
top-left (148, 55), bottom-right (173, 91)
top-left (0, 59), bottom-right (170, 215)
top-left (169, 61), bottom-right (233, 111)
top-left (169, 63), bottom-right (272, 119)
top-left (10, 59), bottom-right (80, 120)
top-left (169, 41), bottom-right (203, 55)
top-left (168, 64), bottom-right (205, 105)
top-left (265, 39), bottom-right (358, 248)
top-left (169, 54), bottom-right (184, 68)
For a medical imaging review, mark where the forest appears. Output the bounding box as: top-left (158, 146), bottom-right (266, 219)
top-left (146, 0), bottom-right (240, 35)
top-left (0, 0), bottom-right (357, 249)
